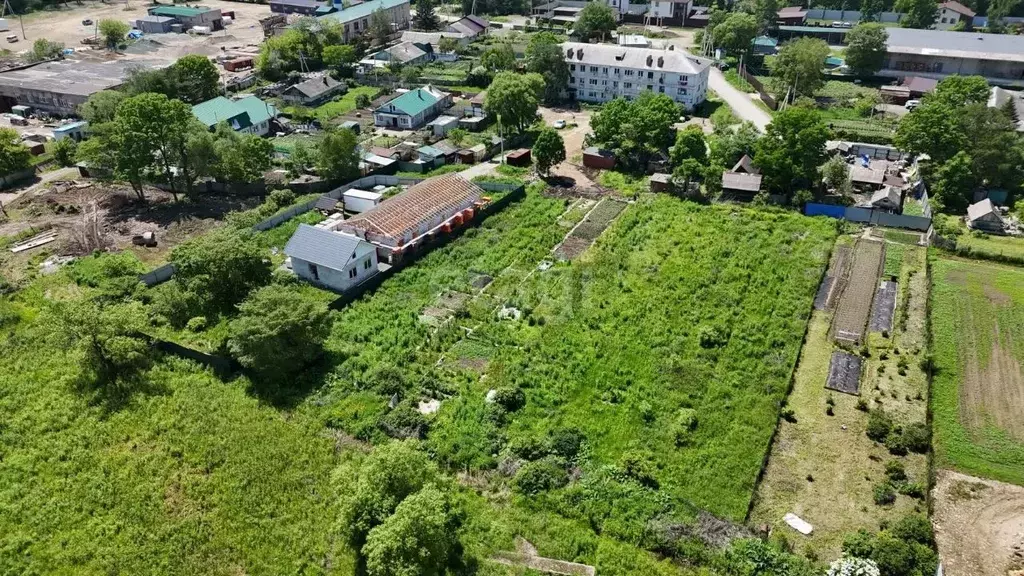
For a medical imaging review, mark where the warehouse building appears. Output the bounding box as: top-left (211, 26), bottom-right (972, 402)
top-left (881, 28), bottom-right (1024, 87)
top-left (0, 59), bottom-right (164, 115)
top-left (270, 0), bottom-right (336, 15)
top-left (562, 41), bottom-right (711, 109)
top-left (319, 0), bottom-right (410, 43)
top-left (147, 5), bottom-right (224, 30)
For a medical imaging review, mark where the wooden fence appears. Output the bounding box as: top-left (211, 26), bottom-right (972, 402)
top-left (738, 65), bottom-right (777, 111)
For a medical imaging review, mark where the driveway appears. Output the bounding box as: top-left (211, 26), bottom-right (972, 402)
top-left (537, 107), bottom-right (596, 189)
top-left (707, 67), bottom-right (772, 132)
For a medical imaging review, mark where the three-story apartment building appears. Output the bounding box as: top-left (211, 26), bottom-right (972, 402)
top-left (562, 42), bottom-right (711, 110)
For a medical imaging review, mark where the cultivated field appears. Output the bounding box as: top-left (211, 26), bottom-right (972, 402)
top-left (931, 257), bottom-right (1024, 484)
top-left (831, 239), bottom-right (883, 344)
top-left (752, 241), bottom-right (930, 558)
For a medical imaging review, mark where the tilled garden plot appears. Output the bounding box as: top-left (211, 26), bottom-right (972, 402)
top-left (868, 280), bottom-right (898, 332)
top-left (813, 245), bottom-right (852, 311)
top-left (553, 198), bottom-right (627, 260)
top-left (825, 350), bottom-right (863, 395)
top-left (831, 240), bottom-right (884, 344)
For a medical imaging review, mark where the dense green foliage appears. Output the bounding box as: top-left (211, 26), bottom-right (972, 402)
top-left (532, 127), bottom-right (566, 176)
top-left (711, 12), bottom-right (758, 55)
top-left (754, 107), bottom-right (830, 195)
top-left (770, 37), bottom-right (829, 100)
top-left (0, 127), bottom-right (32, 177)
top-left (590, 92), bottom-right (680, 171)
top-left (844, 24), bottom-right (888, 77)
top-left (574, 1), bottom-right (617, 41)
top-left (525, 32), bottom-right (569, 104)
top-left (171, 227), bottom-right (272, 313)
top-left (843, 515), bottom-right (937, 576)
top-left (485, 72), bottom-right (545, 133)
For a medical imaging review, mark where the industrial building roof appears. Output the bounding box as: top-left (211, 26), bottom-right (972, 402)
top-left (560, 41), bottom-right (711, 75)
top-left (377, 86), bottom-right (444, 116)
top-left (885, 27), bottom-right (1024, 63)
top-left (319, 0), bottom-right (408, 24)
top-left (285, 224), bottom-right (374, 271)
top-left (149, 5), bottom-right (213, 16)
top-left (341, 173), bottom-right (483, 242)
top-left (138, 15), bottom-right (176, 22)
top-left (0, 59), bottom-right (164, 98)
top-left (778, 25), bottom-right (849, 33)
top-left (271, 0), bottom-right (325, 7)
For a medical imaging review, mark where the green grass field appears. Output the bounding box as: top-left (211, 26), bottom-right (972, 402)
top-left (312, 86), bottom-right (381, 122)
top-left (931, 257), bottom-right (1024, 484)
top-left (957, 233), bottom-right (1024, 262)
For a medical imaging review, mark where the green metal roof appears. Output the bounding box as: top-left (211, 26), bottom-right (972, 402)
top-left (753, 35), bottom-right (778, 46)
top-left (192, 96), bottom-right (276, 130)
top-left (378, 88), bottom-right (440, 117)
top-left (319, 0), bottom-right (408, 24)
top-left (825, 56), bottom-right (844, 66)
top-left (149, 5), bottom-right (210, 16)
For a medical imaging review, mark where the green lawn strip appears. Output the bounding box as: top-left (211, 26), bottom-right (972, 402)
top-left (883, 229), bottom-right (921, 245)
top-left (312, 86), bottom-right (381, 122)
top-left (957, 233), bottom-right (1024, 262)
top-left (930, 257), bottom-right (1024, 484)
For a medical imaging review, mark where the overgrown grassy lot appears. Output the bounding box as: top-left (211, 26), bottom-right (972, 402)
top-left (425, 199), bottom-right (836, 520)
top-left (931, 257), bottom-right (1024, 484)
top-left (752, 241), bottom-right (930, 558)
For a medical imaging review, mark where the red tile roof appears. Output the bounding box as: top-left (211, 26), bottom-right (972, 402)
top-left (341, 173), bottom-right (483, 243)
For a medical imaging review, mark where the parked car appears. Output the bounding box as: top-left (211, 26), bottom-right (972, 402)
top-left (6, 35), bottom-right (17, 43)
top-left (82, 18), bottom-right (93, 25)
top-left (905, 99), bottom-right (921, 110)
top-left (552, 119), bottom-right (566, 129)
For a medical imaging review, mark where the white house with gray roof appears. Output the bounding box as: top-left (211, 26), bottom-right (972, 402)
top-left (285, 223), bottom-right (379, 291)
top-left (561, 41), bottom-right (711, 109)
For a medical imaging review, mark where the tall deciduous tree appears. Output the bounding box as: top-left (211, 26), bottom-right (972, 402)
top-left (820, 154), bottom-right (852, 194)
top-left (930, 151), bottom-right (976, 213)
top-left (171, 227), bottom-right (272, 311)
top-left (894, 101), bottom-right (963, 162)
top-left (0, 127), bottom-right (32, 177)
top-left (770, 37), bottom-right (829, 101)
top-left (590, 92), bottom-right (680, 170)
top-left (574, 1), bottom-right (616, 41)
top-left (754, 106), bottom-right (830, 194)
top-left (930, 75), bottom-right (990, 107)
top-left (323, 44), bottom-right (357, 72)
top-left (371, 8), bottom-right (394, 46)
top-left (844, 24), bottom-right (888, 77)
top-left (485, 72), bottom-right (544, 133)
top-left (481, 43), bottom-right (515, 71)
top-left (860, 0), bottom-right (885, 21)
top-left (339, 440), bottom-right (440, 552)
top-left (414, 0), bottom-right (441, 30)
top-left (524, 32), bottom-right (569, 104)
top-left (708, 121), bottom-right (760, 167)
top-left (670, 125), bottom-right (708, 168)
top-left (78, 90), bottom-right (126, 124)
top-left (98, 19), bottom-right (129, 49)
top-left (29, 38), bottom-right (65, 62)
top-left (896, 0), bottom-right (938, 28)
top-left (53, 300), bottom-right (152, 397)
top-left (171, 54), bottom-right (221, 105)
top-left (227, 284), bottom-right (332, 382)
top-left (363, 486), bottom-right (464, 576)
top-left (212, 124), bottom-right (275, 186)
top-left (532, 127), bottom-right (566, 176)
top-left (316, 127), bottom-right (361, 183)
top-left (711, 12), bottom-right (758, 55)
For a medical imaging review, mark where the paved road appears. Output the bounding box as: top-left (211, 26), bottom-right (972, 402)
top-left (707, 67), bottom-right (772, 133)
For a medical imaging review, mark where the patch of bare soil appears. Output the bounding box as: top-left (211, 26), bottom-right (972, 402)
top-left (962, 322), bottom-right (1024, 441)
top-left (933, 469), bottom-right (1024, 576)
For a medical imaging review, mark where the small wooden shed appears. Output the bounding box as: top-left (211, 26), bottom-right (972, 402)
top-left (583, 147), bottom-right (615, 169)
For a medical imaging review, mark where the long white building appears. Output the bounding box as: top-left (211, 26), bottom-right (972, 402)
top-left (561, 42), bottom-right (711, 110)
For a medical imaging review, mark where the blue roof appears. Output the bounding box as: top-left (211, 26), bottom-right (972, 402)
top-left (417, 145), bottom-right (443, 158)
top-left (54, 121), bottom-right (88, 132)
top-left (319, 0), bottom-right (407, 23)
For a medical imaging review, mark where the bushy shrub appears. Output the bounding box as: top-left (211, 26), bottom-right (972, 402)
top-left (147, 279), bottom-right (205, 328)
top-left (827, 556), bottom-right (880, 576)
top-left (512, 456), bottom-right (568, 495)
top-left (378, 401), bottom-right (428, 440)
top-left (873, 482), bottom-right (896, 506)
top-left (617, 450), bottom-right (659, 488)
top-left (897, 482), bottom-right (924, 499)
top-left (70, 251), bottom-right (146, 302)
top-left (266, 188), bottom-right (296, 210)
top-left (884, 460), bottom-right (906, 483)
top-left (890, 515), bottom-right (934, 547)
top-left (866, 409), bottom-right (893, 442)
top-left (673, 408), bottom-right (699, 446)
top-left (901, 422), bottom-right (930, 454)
top-left (493, 386), bottom-right (526, 412)
top-left (185, 316), bottom-right (207, 332)
top-left (506, 435), bottom-right (547, 461)
top-left (548, 427), bottom-right (584, 460)
top-left (698, 324), bottom-right (729, 348)
top-left (885, 431), bottom-right (908, 456)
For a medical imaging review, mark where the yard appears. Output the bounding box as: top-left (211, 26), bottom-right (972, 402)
top-left (930, 257), bottom-right (1024, 485)
top-left (752, 240), bottom-right (930, 558)
top-left (311, 85), bottom-right (382, 123)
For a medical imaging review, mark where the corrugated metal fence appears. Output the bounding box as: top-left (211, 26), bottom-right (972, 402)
top-left (805, 203), bottom-right (932, 232)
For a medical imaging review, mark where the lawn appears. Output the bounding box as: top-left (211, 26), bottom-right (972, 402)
top-left (312, 86), bottom-right (381, 122)
top-left (597, 171), bottom-right (648, 196)
top-left (957, 233), bottom-right (1024, 262)
top-left (724, 69), bottom-right (753, 92)
top-left (930, 257), bottom-right (1024, 484)
top-left (752, 242), bottom-right (930, 558)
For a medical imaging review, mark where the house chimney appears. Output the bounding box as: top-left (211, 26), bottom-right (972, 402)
top-left (576, 48), bottom-right (583, 59)
top-left (668, 44), bottom-right (675, 50)
top-left (646, 55), bottom-right (653, 66)
top-left (657, 56), bottom-right (664, 67)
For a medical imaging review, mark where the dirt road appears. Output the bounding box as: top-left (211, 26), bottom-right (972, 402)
top-left (933, 469), bottom-right (1024, 576)
top-left (537, 106), bottom-right (596, 189)
top-left (12, 0), bottom-right (268, 60)
top-left (707, 67), bottom-right (771, 132)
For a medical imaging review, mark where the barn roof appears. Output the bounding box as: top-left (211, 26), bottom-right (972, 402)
top-left (341, 173), bottom-right (482, 241)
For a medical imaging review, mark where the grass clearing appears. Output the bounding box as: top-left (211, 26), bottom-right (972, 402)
top-left (752, 243), bottom-right (930, 558)
top-left (312, 86), bottom-right (381, 122)
top-left (931, 257), bottom-right (1024, 484)
top-left (597, 171), bottom-right (648, 197)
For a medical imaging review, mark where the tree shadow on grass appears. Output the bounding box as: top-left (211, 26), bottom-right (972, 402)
top-left (243, 348), bottom-right (345, 410)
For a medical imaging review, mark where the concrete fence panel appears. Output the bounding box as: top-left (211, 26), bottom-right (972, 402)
top-left (844, 206), bottom-right (874, 223)
top-left (873, 211), bottom-right (932, 231)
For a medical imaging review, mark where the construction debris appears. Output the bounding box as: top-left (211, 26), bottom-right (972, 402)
top-left (9, 230), bottom-right (58, 253)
